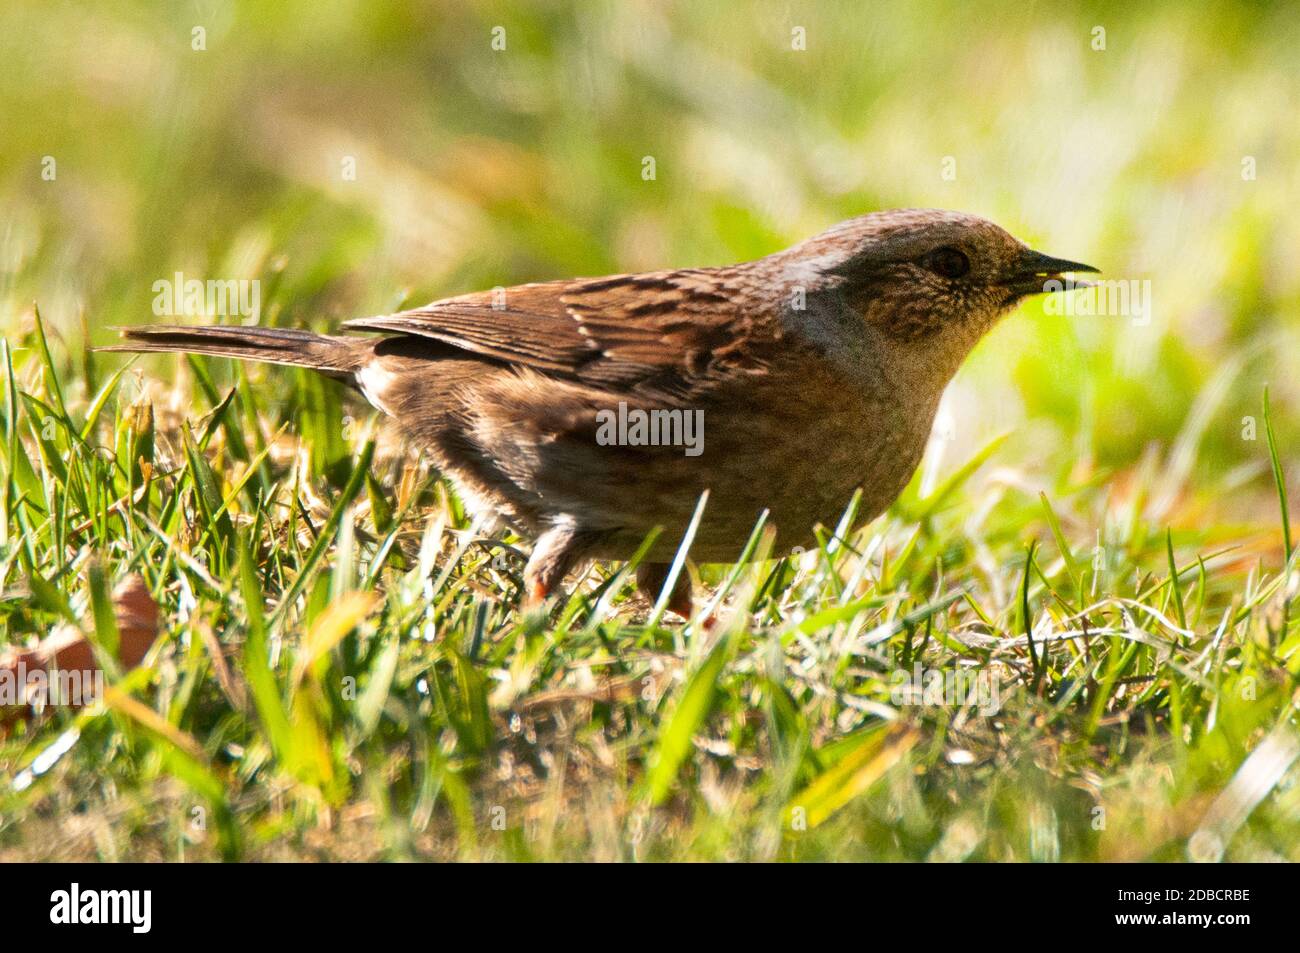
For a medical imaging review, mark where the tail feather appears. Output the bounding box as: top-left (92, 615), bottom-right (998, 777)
top-left (99, 326), bottom-right (365, 379)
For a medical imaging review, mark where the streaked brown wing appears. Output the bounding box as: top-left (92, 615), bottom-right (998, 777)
top-left (342, 269), bottom-right (774, 399)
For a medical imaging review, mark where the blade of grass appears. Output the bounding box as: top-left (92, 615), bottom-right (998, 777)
top-left (640, 624), bottom-right (737, 805)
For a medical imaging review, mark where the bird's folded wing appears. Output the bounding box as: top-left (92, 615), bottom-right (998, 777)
top-left (343, 270), bottom-right (773, 399)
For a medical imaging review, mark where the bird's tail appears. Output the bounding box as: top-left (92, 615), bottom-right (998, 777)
top-left (99, 326), bottom-right (366, 379)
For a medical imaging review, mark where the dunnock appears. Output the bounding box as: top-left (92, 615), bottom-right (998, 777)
top-left (105, 209), bottom-right (1096, 617)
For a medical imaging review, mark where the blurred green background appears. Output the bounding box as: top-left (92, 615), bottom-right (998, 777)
top-left (2, 0), bottom-right (1298, 508)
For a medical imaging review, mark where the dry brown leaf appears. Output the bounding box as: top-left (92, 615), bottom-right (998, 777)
top-left (1, 574), bottom-right (160, 728)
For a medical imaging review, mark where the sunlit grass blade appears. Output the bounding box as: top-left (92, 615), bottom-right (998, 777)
top-left (640, 625), bottom-right (737, 806)
top-left (785, 723), bottom-right (918, 831)
top-left (1262, 386), bottom-right (1292, 563)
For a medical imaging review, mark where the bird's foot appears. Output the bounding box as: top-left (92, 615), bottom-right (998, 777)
top-left (635, 561), bottom-right (696, 623)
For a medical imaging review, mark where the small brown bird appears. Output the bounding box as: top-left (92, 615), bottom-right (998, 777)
top-left (105, 209), bottom-right (1095, 617)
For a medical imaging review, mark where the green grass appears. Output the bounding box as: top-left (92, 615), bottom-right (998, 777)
top-left (1, 310), bottom-right (1296, 860)
top-left (2, 0), bottom-right (1299, 861)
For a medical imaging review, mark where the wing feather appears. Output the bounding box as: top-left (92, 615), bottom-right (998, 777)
top-left (343, 270), bottom-right (775, 399)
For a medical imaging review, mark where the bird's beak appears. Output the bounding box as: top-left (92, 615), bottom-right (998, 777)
top-left (1010, 249), bottom-right (1100, 295)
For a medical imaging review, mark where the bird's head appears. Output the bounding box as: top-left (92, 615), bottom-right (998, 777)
top-left (780, 209), bottom-right (1097, 365)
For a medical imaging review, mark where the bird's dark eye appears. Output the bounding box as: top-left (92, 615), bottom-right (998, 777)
top-left (923, 246), bottom-right (970, 279)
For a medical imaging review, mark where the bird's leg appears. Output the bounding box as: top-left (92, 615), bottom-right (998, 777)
top-left (522, 519), bottom-right (599, 612)
top-left (635, 561), bottom-right (696, 621)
